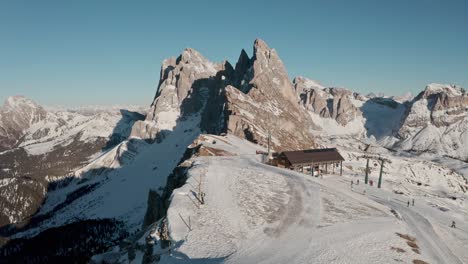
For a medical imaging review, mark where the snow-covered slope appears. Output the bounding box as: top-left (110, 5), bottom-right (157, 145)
top-left (95, 134), bottom-right (467, 264)
top-left (14, 110), bottom-right (205, 238)
top-left (0, 98), bottom-right (145, 227)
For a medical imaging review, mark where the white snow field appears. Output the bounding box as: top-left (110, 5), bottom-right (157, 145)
top-left (129, 135), bottom-right (467, 264)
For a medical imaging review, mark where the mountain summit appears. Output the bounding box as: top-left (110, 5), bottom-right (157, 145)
top-left (131, 39), bottom-right (316, 151)
top-left (0, 96), bottom-right (47, 151)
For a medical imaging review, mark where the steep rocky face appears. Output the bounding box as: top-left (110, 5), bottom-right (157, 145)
top-left (328, 88), bottom-right (361, 126)
top-left (399, 84), bottom-right (468, 136)
top-left (396, 84), bottom-right (468, 160)
top-left (429, 86), bottom-right (468, 127)
top-left (232, 49), bottom-right (252, 91)
top-left (131, 48), bottom-right (230, 140)
top-left (294, 77), bottom-right (361, 126)
top-left (132, 39), bottom-right (316, 151)
top-left (294, 77), bottom-right (330, 118)
top-left (292, 78), bottom-right (468, 160)
top-left (0, 96), bottom-right (47, 151)
top-left (224, 40), bottom-right (316, 150)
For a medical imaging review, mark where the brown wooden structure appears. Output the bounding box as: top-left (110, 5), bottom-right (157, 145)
top-left (273, 148), bottom-right (345, 176)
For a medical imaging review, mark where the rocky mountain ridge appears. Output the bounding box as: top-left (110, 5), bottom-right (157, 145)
top-left (294, 76), bottom-right (362, 126)
top-left (132, 39), bottom-right (316, 151)
top-left (397, 84), bottom-right (468, 160)
top-left (292, 76), bottom-right (467, 161)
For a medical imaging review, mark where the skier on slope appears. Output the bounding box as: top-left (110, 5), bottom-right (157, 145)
top-left (407, 200), bottom-right (410, 207)
top-left (412, 199), bottom-right (415, 206)
top-left (451, 221), bottom-right (456, 228)
top-left (351, 180), bottom-right (354, 190)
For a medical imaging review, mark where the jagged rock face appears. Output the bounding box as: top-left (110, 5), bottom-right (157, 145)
top-left (232, 49), bottom-right (252, 90)
top-left (430, 88), bottom-right (468, 127)
top-left (225, 86), bottom-right (315, 151)
top-left (0, 96), bottom-right (47, 151)
top-left (248, 39), bottom-right (300, 107)
top-left (294, 77), bottom-right (361, 126)
top-left (131, 48), bottom-right (229, 140)
top-left (225, 40), bottom-right (316, 151)
top-left (328, 88), bottom-right (361, 126)
top-left (148, 49), bottom-right (220, 122)
top-left (399, 84), bottom-right (468, 135)
top-left (397, 84), bottom-right (468, 160)
top-left (294, 76), bottom-right (330, 118)
top-left (133, 39), bottom-right (316, 151)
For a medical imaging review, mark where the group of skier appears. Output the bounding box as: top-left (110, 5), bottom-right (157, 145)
top-left (406, 199), bottom-right (415, 207)
top-left (350, 179), bottom-right (360, 190)
top-left (350, 179), bottom-right (458, 229)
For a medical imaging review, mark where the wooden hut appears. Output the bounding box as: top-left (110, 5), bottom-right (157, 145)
top-left (274, 148), bottom-right (345, 176)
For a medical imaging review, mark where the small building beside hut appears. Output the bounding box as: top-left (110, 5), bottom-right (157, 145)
top-left (271, 148), bottom-right (345, 176)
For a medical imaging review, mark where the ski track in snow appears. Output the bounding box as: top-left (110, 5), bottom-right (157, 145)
top-left (371, 196), bottom-right (462, 264)
top-left (226, 158), bottom-right (322, 264)
top-left (162, 147), bottom-right (442, 264)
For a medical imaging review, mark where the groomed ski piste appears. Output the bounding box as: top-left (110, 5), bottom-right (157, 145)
top-left (113, 134), bottom-right (467, 264)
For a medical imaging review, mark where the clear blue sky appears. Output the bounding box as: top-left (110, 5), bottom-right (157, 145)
top-left (1, 0), bottom-right (467, 106)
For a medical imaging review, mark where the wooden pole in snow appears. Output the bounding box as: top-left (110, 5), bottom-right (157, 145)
top-left (340, 161), bottom-right (343, 176)
top-left (378, 160), bottom-right (384, 188)
top-left (365, 158), bottom-right (369, 184)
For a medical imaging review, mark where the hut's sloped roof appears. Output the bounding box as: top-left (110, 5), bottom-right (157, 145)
top-left (282, 148), bottom-right (344, 165)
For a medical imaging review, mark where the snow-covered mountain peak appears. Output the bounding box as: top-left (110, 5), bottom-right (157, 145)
top-left (294, 76), bottom-right (326, 90)
top-left (422, 83), bottom-right (465, 98)
top-left (0, 96), bottom-right (48, 151)
top-left (391, 92), bottom-right (414, 103)
top-left (3, 95), bottom-right (42, 112)
top-left (397, 83), bottom-right (468, 159)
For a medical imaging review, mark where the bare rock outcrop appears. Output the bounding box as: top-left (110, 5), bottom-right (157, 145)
top-left (224, 40), bottom-right (316, 151)
top-left (130, 48), bottom-right (226, 140)
top-left (294, 77), bottom-right (361, 126)
top-left (399, 84), bottom-right (468, 136)
top-left (397, 83), bottom-right (468, 160)
top-left (133, 39), bottom-right (317, 151)
top-left (328, 88), bottom-right (361, 126)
